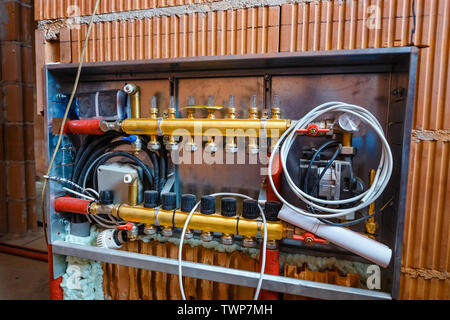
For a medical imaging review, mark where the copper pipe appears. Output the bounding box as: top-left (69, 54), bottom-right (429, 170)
top-left (0, 243), bottom-right (48, 262)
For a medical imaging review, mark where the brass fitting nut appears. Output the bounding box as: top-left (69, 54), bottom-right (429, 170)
top-left (200, 232), bottom-right (213, 242)
top-left (221, 234), bottom-right (234, 245)
top-left (242, 237), bottom-right (256, 248)
top-left (162, 227), bottom-right (173, 237)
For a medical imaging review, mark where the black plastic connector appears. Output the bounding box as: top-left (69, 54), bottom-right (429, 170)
top-left (161, 192), bottom-right (177, 210)
top-left (242, 199), bottom-right (259, 219)
top-left (181, 194), bottom-right (196, 212)
top-left (221, 197), bottom-right (237, 217)
top-left (201, 196), bottom-right (215, 215)
top-left (144, 190), bottom-right (159, 208)
top-left (264, 201), bottom-right (282, 221)
top-left (99, 190), bottom-right (114, 205)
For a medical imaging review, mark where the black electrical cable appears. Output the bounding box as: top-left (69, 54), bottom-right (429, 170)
top-left (74, 134), bottom-right (96, 166)
top-left (316, 198), bottom-right (393, 227)
top-left (148, 149), bottom-right (160, 192)
top-left (303, 140), bottom-right (339, 194)
top-left (75, 139), bottom-right (134, 186)
top-left (310, 144), bottom-right (342, 196)
top-left (158, 136), bottom-right (168, 191)
top-left (411, 0), bottom-right (416, 44)
top-left (72, 132), bottom-right (123, 182)
top-left (303, 140), bottom-right (391, 227)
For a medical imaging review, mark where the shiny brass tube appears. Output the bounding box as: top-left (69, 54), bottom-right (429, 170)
top-left (91, 203), bottom-right (285, 240)
top-left (124, 173), bottom-right (138, 206)
top-left (121, 118), bottom-right (290, 137)
top-left (124, 84), bottom-right (141, 119)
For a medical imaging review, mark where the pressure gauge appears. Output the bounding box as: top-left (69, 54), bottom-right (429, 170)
top-left (337, 113), bottom-right (361, 132)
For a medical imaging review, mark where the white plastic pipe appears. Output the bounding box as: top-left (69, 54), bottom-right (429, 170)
top-left (278, 205), bottom-right (392, 268)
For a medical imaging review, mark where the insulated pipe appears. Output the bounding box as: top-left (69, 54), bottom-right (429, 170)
top-left (278, 205), bottom-right (392, 268)
top-left (0, 243), bottom-right (48, 262)
top-left (54, 196), bottom-right (92, 215)
top-left (258, 243), bottom-right (280, 300)
top-left (266, 154), bottom-right (282, 202)
top-left (62, 120), bottom-right (104, 135)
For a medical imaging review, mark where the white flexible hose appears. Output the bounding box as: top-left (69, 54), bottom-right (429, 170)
top-left (268, 102), bottom-right (393, 219)
top-left (178, 193), bottom-right (267, 300)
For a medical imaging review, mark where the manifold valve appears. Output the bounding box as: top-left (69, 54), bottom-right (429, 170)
top-left (97, 229), bottom-right (122, 249)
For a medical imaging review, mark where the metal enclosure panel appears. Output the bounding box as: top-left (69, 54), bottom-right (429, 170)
top-left (44, 48), bottom-right (418, 299)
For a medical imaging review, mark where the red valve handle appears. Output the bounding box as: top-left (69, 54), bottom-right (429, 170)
top-left (297, 124), bottom-right (330, 137)
top-left (293, 232), bottom-right (327, 244)
top-left (117, 223), bottom-right (134, 231)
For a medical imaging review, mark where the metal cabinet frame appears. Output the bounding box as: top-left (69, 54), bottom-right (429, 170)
top-left (44, 47), bottom-right (418, 300)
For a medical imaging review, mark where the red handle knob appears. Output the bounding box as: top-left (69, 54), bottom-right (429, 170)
top-left (293, 232), bottom-right (327, 244)
top-left (117, 223), bottom-right (134, 231)
top-left (297, 124), bottom-right (330, 137)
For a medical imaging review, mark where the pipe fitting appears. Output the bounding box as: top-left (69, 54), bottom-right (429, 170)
top-left (124, 83), bottom-right (141, 119)
top-left (200, 231), bottom-right (213, 242)
top-left (124, 173), bottom-right (138, 206)
top-left (221, 233), bottom-right (234, 245)
top-left (242, 236), bottom-right (256, 248)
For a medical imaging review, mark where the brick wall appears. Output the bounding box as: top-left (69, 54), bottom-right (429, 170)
top-left (0, 0), bottom-right (37, 236)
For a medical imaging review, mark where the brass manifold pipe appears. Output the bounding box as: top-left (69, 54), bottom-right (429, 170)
top-left (123, 83), bottom-right (141, 119)
top-left (121, 118), bottom-right (291, 138)
top-left (89, 203), bottom-right (286, 240)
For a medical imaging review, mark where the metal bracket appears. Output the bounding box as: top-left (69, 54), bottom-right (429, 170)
top-left (51, 241), bottom-right (391, 300)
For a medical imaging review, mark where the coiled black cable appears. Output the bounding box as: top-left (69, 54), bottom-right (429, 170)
top-left (304, 140), bottom-right (391, 227)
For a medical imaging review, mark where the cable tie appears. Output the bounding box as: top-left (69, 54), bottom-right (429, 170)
top-left (172, 208), bottom-right (177, 229)
top-left (154, 207), bottom-right (161, 226)
top-left (157, 118), bottom-right (164, 136)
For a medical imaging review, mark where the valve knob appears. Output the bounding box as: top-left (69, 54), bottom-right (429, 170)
top-left (264, 201), bottom-right (282, 221)
top-left (144, 190), bottom-right (159, 208)
top-left (221, 198), bottom-right (237, 217)
top-left (293, 233), bottom-right (327, 245)
top-left (201, 196), bottom-right (215, 215)
top-left (122, 135), bottom-right (138, 143)
top-left (242, 199), bottom-right (259, 219)
top-left (297, 124), bottom-right (330, 137)
top-left (161, 192), bottom-right (177, 210)
top-left (181, 194), bottom-right (196, 213)
top-left (117, 222), bottom-right (134, 231)
top-left (99, 190), bottom-right (114, 205)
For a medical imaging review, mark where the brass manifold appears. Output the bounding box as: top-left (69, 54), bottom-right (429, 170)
top-left (120, 118), bottom-right (291, 138)
top-left (89, 202), bottom-right (286, 241)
